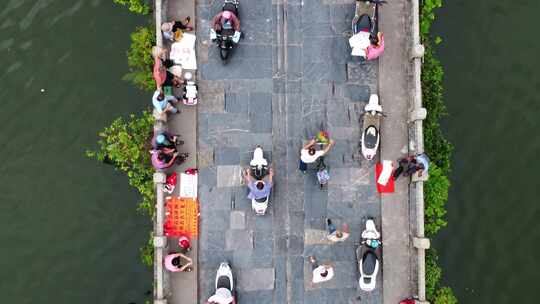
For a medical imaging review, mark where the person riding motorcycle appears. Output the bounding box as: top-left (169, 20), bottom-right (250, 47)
top-left (210, 10), bottom-right (241, 43)
top-left (243, 168), bottom-right (273, 200)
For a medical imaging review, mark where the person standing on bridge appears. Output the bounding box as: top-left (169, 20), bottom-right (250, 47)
top-left (299, 137), bottom-right (335, 173)
top-left (326, 218), bottom-right (350, 242)
top-left (309, 256), bottom-right (334, 284)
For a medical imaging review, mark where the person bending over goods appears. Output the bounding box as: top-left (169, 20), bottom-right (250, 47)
top-left (210, 11), bottom-right (241, 43)
top-left (244, 168), bottom-right (273, 200)
top-left (161, 18), bottom-right (193, 41)
top-left (152, 89), bottom-right (179, 115)
top-left (366, 32), bottom-right (385, 60)
top-left (164, 252), bottom-right (193, 272)
top-left (151, 150), bottom-right (179, 170)
top-left (299, 138), bottom-right (335, 172)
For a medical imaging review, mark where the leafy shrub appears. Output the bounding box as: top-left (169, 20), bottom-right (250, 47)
top-left (420, 0), bottom-right (442, 38)
top-left (425, 164), bottom-right (450, 235)
top-left (86, 111), bottom-right (155, 216)
top-left (113, 0), bottom-right (151, 15)
top-left (123, 25), bottom-right (156, 92)
top-left (433, 287), bottom-right (458, 304)
top-left (426, 249), bottom-right (442, 299)
top-left (422, 43), bottom-right (453, 174)
top-left (140, 232), bottom-right (154, 266)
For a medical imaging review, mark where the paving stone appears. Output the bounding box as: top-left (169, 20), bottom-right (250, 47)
top-left (230, 210), bottom-right (246, 230)
top-left (199, 186), bottom-right (235, 211)
top-left (340, 83), bottom-right (371, 102)
top-left (273, 256), bottom-right (287, 303)
top-left (215, 146), bottom-right (241, 165)
top-left (347, 61), bottom-right (379, 91)
top-left (225, 229), bottom-right (253, 251)
top-left (199, 230), bottom-right (226, 252)
top-left (331, 4), bottom-right (356, 34)
top-left (237, 290), bottom-right (274, 304)
top-left (216, 165), bottom-right (243, 187)
top-left (302, 0), bottom-right (331, 21)
top-left (237, 268), bottom-right (275, 291)
top-left (303, 61), bottom-right (347, 82)
top-left (233, 251), bottom-right (274, 268)
top-left (200, 209), bottom-right (230, 231)
top-left (253, 230), bottom-right (274, 257)
top-left (225, 92), bottom-right (250, 114)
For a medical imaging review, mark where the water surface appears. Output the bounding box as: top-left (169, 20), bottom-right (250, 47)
top-left (433, 0), bottom-right (540, 302)
top-left (0, 1), bottom-right (152, 303)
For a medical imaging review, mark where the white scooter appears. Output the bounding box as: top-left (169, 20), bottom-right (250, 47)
top-left (361, 94), bottom-right (384, 161)
top-left (357, 218), bottom-right (382, 292)
top-left (207, 262), bottom-right (236, 304)
top-left (249, 146), bottom-right (270, 215)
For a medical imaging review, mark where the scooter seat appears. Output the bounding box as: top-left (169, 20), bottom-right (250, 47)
top-left (362, 250), bottom-right (377, 274)
top-left (255, 196), bottom-right (268, 203)
top-left (364, 126), bottom-right (378, 148)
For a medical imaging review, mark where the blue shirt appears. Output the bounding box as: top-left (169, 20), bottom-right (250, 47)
top-left (416, 153), bottom-right (430, 172)
top-left (247, 181), bottom-right (272, 200)
top-left (152, 90), bottom-right (176, 113)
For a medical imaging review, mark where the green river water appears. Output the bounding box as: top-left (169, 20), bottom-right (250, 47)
top-left (433, 0), bottom-right (540, 302)
top-left (0, 1), bottom-right (151, 303)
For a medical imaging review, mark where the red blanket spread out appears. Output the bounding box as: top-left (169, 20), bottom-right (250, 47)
top-left (375, 162), bottom-right (395, 193)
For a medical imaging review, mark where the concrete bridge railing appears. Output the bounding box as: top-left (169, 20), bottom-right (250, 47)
top-left (153, 1), bottom-right (168, 304)
top-left (408, 0), bottom-right (430, 302)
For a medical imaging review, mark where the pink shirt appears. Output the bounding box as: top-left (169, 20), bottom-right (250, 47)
top-left (366, 35), bottom-right (385, 60)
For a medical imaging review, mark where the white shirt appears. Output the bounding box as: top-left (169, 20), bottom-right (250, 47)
top-left (349, 32), bottom-right (370, 57)
top-left (301, 149), bottom-right (325, 164)
top-left (312, 266), bottom-right (334, 283)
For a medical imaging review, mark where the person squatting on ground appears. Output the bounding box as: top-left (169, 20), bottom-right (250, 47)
top-left (309, 256), bottom-right (334, 284)
top-left (164, 252), bottom-right (193, 272)
top-left (244, 167), bottom-right (274, 200)
top-left (210, 10), bottom-right (241, 43)
top-left (393, 153), bottom-right (430, 180)
top-left (299, 137), bottom-right (335, 173)
top-left (152, 131), bottom-right (182, 151)
top-left (161, 17), bottom-right (193, 41)
top-left (326, 218), bottom-right (350, 243)
top-left (152, 89), bottom-right (180, 115)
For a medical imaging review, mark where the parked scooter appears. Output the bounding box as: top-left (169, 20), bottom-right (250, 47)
top-left (356, 218), bottom-right (382, 292)
top-left (249, 146), bottom-right (270, 215)
top-left (207, 262), bottom-right (236, 304)
top-left (349, 0), bottom-right (385, 60)
top-left (210, 0), bottom-right (241, 60)
top-left (361, 94), bottom-right (383, 161)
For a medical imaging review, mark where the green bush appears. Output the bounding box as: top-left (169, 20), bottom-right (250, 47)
top-left (433, 287), bottom-right (458, 304)
top-left (123, 25), bottom-right (156, 92)
top-left (420, 0), bottom-right (443, 38)
top-left (140, 232), bottom-right (154, 266)
top-left (422, 43), bottom-right (453, 174)
top-left (113, 0), bottom-right (151, 15)
top-left (426, 249), bottom-right (442, 299)
top-left (86, 111), bottom-right (155, 215)
top-left (425, 164), bottom-right (450, 236)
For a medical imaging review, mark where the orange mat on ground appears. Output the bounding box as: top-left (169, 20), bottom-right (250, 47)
top-left (375, 162), bottom-right (395, 193)
top-left (164, 197), bottom-right (199, 237)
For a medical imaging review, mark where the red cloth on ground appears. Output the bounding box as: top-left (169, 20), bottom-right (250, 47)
top-left (375, 162), bottom-right (395, 193)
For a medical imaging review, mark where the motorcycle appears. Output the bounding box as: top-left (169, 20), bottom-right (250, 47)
top-left (349, 0), bottom-right (385, 59)
top-left (249, 146), bottom-right (270, 215)
top-left (356, 218), bottom-right (382, 292)
top-left (361, 94), bottom-right (383, 161)
top-left (211, 0), bottom-right (240, 61)
top-left (207, 262), bottom-right (236, 304)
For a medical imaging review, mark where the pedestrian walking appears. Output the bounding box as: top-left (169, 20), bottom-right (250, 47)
top-left (326, 218), bottom-right (350, 242)
top-left (309, 256), bottom-right (334, 283)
